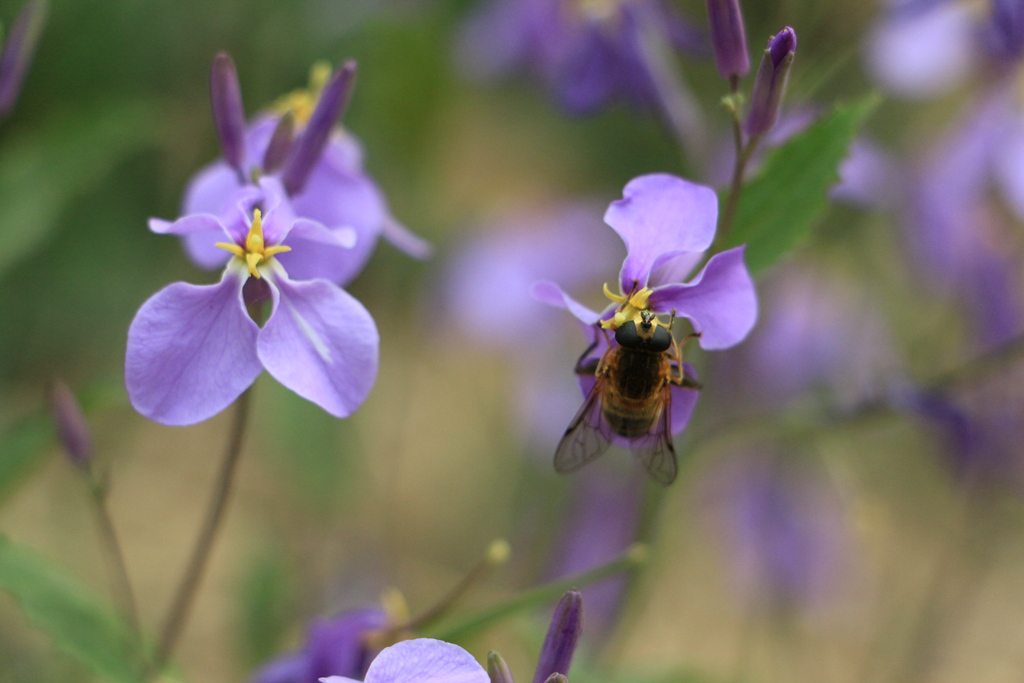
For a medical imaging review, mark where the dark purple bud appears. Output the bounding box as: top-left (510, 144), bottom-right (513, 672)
top-left (0, 0), bottom-right (48, 118)
top-left (48, 380), bottom-right (92, 467)
top-left (281, 60), bottom-right (357, 196)
top-left (745, 27), bottom-right (797, 138)
top-left (488, 651), bottom-right (515, 683)
top-left (261, 112), bottom-right (294, 174)
top-left (210, 52), bottom-right (248, 174)
top-left (706, 0), bottom-right (749, 80)
top-left (543, 676), bottom-right (568, 683)
top-left (532, 590), bottom-right (582, 683)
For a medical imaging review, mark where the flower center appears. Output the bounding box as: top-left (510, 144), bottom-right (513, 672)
top-left (215, 208), bottom-right (292, 279)
top-left (600, 282), bottom-right (655, 330)
top-left (272, 61), bottom-right (332, 129)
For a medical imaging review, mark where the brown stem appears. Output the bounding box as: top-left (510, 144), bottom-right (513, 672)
top-left (152, 386), bottom-right (253, 673)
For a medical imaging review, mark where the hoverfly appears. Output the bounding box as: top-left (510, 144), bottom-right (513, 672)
top-left (554, 309), bottom-right (700, 486)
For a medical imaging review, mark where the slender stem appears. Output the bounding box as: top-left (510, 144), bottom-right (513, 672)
top-left (426, 544), bottom-right (647, 643)
top-left (152, 386), bottom-right (253, 672)
top-left (85, 466), bottom-right (148, 674)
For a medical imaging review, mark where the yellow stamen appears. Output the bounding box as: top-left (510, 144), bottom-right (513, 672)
top-left (599, 285), bottom-right (655, 330)
top-left (214, 208), bottom-right (292, 279)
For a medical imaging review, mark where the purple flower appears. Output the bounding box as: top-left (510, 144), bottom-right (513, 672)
top-left (533, 174), bottom-right (757, 433)
top-left (532, 591), bottom-right (582, 683)
top-left (125, 177), bottom-right (379, 425)
top-left (456, 0), bottom-right (705, 115)
top-left (0, 0), bottom-right (47, 119)
top-left (320, 638), bottom-right (489, 683)
top-left (252, 608), bottom-right (389, 683)
top-left (701, 452), bottom-right (852, 610)
top-left (171, 55), bottom-right (429, 287)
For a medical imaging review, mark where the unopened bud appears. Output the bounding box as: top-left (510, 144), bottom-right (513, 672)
top-left (488, 651), bottom-right (515, 683)
top-left (0, 0), bottom-right (47, 118)
top-left (210, 52), bottom-right (248, 173)
top-left (745, 27), bottom-right (796, 138)
top-left (261, 111), bottom-right (294, 173)
top-left (48, 381), bottom-right (92, 466)
top-left (706, 0), bottom-right (749, 80)
top-left (532, 590), bottom-right (582, 683)
top-left (282, 60), bottom-right (357, 196)
top-left (544, 675), bottom-right (568, 683)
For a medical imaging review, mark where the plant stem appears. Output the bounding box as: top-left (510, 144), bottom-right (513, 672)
top-left (717, 79), bottom-right (761, 245)
top-left (152, 386), bottom-right (253, 673)
top-left (426, 544), bottom-right (648, 643)
top-left (85, 466), bottom-right (148, 674)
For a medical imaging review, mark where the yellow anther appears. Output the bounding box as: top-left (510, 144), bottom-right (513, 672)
top-left (599, 285), bottom-right (654, 330)
top-left (215, 208), bottom-right (291, 279)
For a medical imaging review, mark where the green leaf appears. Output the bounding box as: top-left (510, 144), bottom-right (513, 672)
top-left (0, 534), bottom-right (142, 682)
top-left (0, 414), bottom-right (52, 505)
top-left (724, 94), bottom-right (880, 273)
top-left (0, 100), bottom-right (159, 277)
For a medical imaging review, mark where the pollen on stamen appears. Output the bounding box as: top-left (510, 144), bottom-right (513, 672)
top-left (215, 207), bottom-right (291, 279)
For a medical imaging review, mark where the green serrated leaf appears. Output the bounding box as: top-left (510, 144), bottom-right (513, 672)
top-left (724, 94), bottom-right (881, 273)
top-left (0, 99), bottom-right (159, 277)
top-left (0, 534), bottom-right (143, 682)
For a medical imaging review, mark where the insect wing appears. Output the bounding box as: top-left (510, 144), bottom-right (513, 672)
top-left (554, 379), bottom-right (613, 474)
top-left (628, 387), bottom-right (678, 485)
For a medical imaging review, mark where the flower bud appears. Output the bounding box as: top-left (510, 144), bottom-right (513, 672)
top-left (988, 0), bottom-right (1024, 61)
top-left (261, 111), bottom-right (294, 174)
top-left (706, 0), bottom-right (749, 80)
top-left (532, 590), bottom-right (582, 683)
top-left (488, 651), bottom-right (515, 683)
top-left (544, 676), bottom-right (568, 683)
top-left (48, 380), bottom-right (92, 467)
top-left (745, 27), bottom-right (797, 138)
top-left (210, 52), bottom-right (247, 173)
top-left (282, 60), bottom-right (357, 196)
top-left (0, 0), bottom-right (48, 118)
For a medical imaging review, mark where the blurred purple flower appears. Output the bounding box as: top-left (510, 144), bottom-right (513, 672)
top-left (170, 54), bottom-right (429, 287)
top-left (442, 202), bottom-right (622, 448)
top-left (701, 452), bottom-right (852, 611)
top-left (711, 262), bottom-right (898, 413)
top-left (321, 638), bottom-right (489, 683)
top-left (456, 0), bottom-right (705, 115)
top-left (0, 0), bottom-right (47, 119)
top-left (864, 0), bottom-right (1024, 98)
top-left (126, 178), bottom-right (379, 425)
top-left (909, 88), bottom-right (1024, 346)
top-left (252, 608), bottom-right (388, 683)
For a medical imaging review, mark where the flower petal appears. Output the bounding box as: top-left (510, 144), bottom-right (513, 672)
top-left (532, 280), bottom-right (602, 326)
top-left (258, 273), bottom-right (379, 418)
top-left (604, 174), bottom-right (718, 292)
top-left (358, 639), bottom-right (488, 683)
top-left (647, 246), bottom-right (757, 350)
top-left (274, 219), bottom-right (358, 283)
top-left (125, 268), bottom-right (261, 425)
top-left (381, 214), bottom-right (432, 260)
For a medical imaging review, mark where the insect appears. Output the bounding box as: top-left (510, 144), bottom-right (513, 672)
top-left (554, 309), bottom-right (700, 486)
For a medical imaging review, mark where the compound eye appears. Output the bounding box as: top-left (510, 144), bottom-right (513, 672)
top-left (615, 320), bottom-right (640, 348)
top-left (649, 325), bottom-right (672, 352)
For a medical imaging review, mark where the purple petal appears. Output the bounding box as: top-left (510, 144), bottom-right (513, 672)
top-left (306, 608), bottom-right (389, 680)
top-left (282, 62), bottom-right (358, 196)
top-left (126, 268), bottom-right (261, 425)
top-left (149, 213), bottom-right (232, 270)
top-left (604, 174), bottom-right (718, 292)
top-left (381, 215), bottom-right (432, 260)
top-left (864, 2), bottom-right (977, 99)
top-left (0, 0), bottom-right (47, 118)
top-left (149, 213), bottom-right (225, 237)
top-left (647, 246), bottom-right (757, 350)
top-left (531, 280), bottom-right (602, 326)
top-left (532, 591), bottom-right (582, 683)
top-left (258, 273), bottom-right (378, 418)
top-left (274, 219), bottom-right (358, 283)
top-left (358, 639), bottom-right (488, 683)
